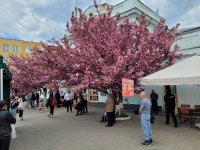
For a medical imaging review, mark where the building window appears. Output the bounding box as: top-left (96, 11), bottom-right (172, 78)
top-left (88, 89), bottom-right (99, 101)
top-left (25, 47), bottom-right (31, 53)
top-left (3, 44), bottom-right (9, 52)
top-left (12, 45), bottom-right (19, 53)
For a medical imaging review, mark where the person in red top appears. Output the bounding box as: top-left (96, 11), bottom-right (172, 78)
top-left (49, 97), bottom-right (57, 118)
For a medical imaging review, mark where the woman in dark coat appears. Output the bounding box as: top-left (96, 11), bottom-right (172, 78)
top-left (55, 90), bottom-right (61, 108)
top-left (0, 101), bottom-right (16, 150)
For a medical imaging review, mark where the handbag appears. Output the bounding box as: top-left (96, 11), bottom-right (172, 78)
top-left (11, 124), bottom-right (17, 139)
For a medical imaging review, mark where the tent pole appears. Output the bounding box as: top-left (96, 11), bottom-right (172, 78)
top-left (0, 69), bottom-right (3, 100)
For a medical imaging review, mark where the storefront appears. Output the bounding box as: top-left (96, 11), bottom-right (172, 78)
top-left (0, 55), bottom-right (12, 105)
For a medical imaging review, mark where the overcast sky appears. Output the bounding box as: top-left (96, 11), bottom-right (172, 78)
top-left (0, 0), bottom-right (200, 42)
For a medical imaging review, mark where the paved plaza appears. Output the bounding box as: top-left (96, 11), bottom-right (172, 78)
top-left (11, 107), bottom-right (200, 150)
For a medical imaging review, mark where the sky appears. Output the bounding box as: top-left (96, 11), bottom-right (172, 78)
top-left (0, 0), bottom-right (200, 42)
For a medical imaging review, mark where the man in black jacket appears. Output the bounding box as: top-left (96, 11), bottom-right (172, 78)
top-left (0, 100), bottom-right (16, 150)
top-left (55, 90), bottom-right (61, 108)
top-left (150, 90), bottom-right (159, 114)
top-left (164, 90), bottom-right (178, 127)
top-left (36, 92), bottom-right (40, 107)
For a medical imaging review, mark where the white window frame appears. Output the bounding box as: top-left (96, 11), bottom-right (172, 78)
top-left (12, 45), bottom-right (19, 53)
top-left (88, 89), bottom-right (99, 102)
top-left (25, 47), bottom-right (31, 53)
top-left (3, 44), bottom-right (9, 52)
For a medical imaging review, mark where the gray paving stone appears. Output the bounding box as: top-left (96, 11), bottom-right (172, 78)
top-left (10, 107), bottom-right (200, 150)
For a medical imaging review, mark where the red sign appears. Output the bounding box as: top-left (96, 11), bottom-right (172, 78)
top-left (122, 78), bottom-right (134, 97)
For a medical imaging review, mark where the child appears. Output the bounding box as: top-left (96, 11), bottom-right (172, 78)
top-left (38, 100), bottom-right (43, 112)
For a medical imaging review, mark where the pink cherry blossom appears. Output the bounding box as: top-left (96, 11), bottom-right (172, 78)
top-left (9, 2), bottom-right (182, 96)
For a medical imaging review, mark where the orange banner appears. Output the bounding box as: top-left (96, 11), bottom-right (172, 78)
top-left (122, 78), bottom-right (134, 97)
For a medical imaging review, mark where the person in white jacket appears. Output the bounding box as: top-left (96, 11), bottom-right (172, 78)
top-left (18, 98), bottom-right (25, 121)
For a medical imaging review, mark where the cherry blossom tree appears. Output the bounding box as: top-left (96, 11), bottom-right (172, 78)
top-left (66, 4), bottom-right (182, 93)
top-left (10, 1), bottom-right (182, 96)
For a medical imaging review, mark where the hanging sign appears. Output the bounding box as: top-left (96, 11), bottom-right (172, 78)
top-left (122, 78), bottom-right (134, 97)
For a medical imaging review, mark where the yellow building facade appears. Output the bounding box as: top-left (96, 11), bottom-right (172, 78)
top-left (0, 38), bottom-right (42, 59)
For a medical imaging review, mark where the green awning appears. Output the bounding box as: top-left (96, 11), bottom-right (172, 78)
top-left (0, 55), bottom-right (12, 80)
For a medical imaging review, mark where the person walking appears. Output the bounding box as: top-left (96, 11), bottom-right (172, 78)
top-left (55, 90), bottom-right (61, 108)
top-left (83, 90), bottom-right (88, 113)
top-left (25, 94), bottom-right (32, 110)
top-left (9, 96), bottom-right (19, 139)
top-left (64, 91), bottom-right (73, 112)
top-left (36, 92), bottom-right (40, 107)
top-left (49, 97), bottom-right (57, 118)
top-left (164, 89), bottom-right (178, 127)
top-left (0, 100), bottom-right (16, 150)
top-left (104, 94), bottom-right (114, 127)
top-left (18, 98), bottom-right (25, 121)
top-left (150, 90), bottom-right (159, 114)
top-left (31, 92), bottom-right (36, 108)
top-left (139, 91), bottom-right (153, 145)
top-left (47, 92), bottom-right (53, 110)
top-left (10, 96), bottom-right (19, 119)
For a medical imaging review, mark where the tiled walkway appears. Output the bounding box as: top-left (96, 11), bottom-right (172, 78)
top-left (11, 107), bottom-right (200, 150)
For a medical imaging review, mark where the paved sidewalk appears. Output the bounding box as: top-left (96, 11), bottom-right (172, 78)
top-left (11, 107), bottom-right (200, 150)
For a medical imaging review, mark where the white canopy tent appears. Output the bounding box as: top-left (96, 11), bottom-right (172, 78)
top-left (140, 55), bottom-right (200, 85)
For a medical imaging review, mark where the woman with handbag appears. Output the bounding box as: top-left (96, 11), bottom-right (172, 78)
top-left (49, 97), bottom-right (57, 118)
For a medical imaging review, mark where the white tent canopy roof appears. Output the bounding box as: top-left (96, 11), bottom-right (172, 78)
top-left (140, 55), bottom-right (200, 85)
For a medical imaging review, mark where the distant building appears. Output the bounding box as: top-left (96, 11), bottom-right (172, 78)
top-left (0, 38), bottom-right (42, 62)
top-left (176, 27), bottom-right (200, 55)
top-left (84, 0), bottom-right (162, 30)
top-left (172, 27), bottom-right (200, 107)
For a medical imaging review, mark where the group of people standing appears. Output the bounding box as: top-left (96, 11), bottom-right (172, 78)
top-left (150, 89), bottom-right (178, 127)
top-left (46, 90), bottom-right (88, 117)
top-left (63, 90), bottom-right (88, 116)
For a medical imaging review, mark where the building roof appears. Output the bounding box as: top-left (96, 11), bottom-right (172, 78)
top-left (178, 27), bottom-right (200, 33)
top-left (84, 0), bottom-right (162, 20)
top-left (0, 38), bottom-right (40, 44)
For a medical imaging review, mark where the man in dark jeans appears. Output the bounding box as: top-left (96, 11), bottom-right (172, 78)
top-left (164, 89), bottom-right (178, 127)
top-left (64, 91), bottom-right (73, 112)
top-left (0, 101), bottom-right (16, 150)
